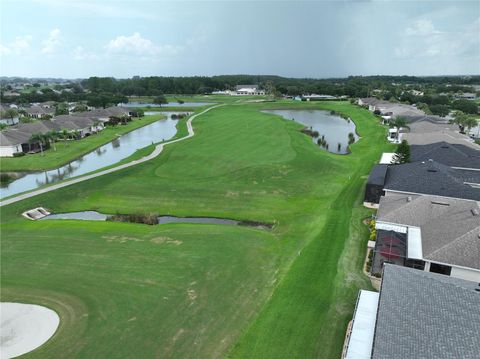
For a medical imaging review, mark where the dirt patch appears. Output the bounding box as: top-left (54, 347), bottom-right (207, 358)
top-left (150, 236), bottom-right (182, 245)
top-left (187, 289), bottom-right (197, 302)
top-left (102, 235), bottom-right (144, 243)
top-left (225, 191), bottom-right (239, 197)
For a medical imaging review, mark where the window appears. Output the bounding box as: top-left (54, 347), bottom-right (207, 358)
top-left (429, 262), bottom-right (452, 276)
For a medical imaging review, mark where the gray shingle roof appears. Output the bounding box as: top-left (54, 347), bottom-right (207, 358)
top-left (372, 265), bottom-right (480, 359)
top-left (384, 160), bottom-right (480, 201)
top-left (402, 121), bottom-right (478, 148)
top-left (377, 193), bottom-right (480, 269)
top-left (410, 142), bottom-right (480, 169)
top-left (0, 130), bottom-right (31, 146)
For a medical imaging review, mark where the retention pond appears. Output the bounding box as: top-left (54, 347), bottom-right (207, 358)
top-left (263, 109), bottom-right (359, 154)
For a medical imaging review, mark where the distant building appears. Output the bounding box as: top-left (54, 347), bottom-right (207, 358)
top-left (454, 92), bottom-right (476, 100)
top-left (235, 85), bottom-right (265, 96)
top-left (24, 106), bottom-right (54, 119)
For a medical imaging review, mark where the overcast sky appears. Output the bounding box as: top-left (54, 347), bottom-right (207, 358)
top-left (1, 0), bottom-right (479, 78)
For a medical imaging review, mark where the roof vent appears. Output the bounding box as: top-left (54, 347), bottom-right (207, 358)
top-left (427, 169), bottom-right (438, 172)
top-left (431, 201), bottom-right (450, 206)
top-left (407, 196), bottom-right (412, 202)
top-left (428, 159), bottom-right (434, 162)
top-left (441, 145), bottom-right (450, 149)
top-left (472, 209), bottom-right (480, 216)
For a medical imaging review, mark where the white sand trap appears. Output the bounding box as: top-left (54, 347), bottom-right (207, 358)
top-left (1, 302), bottom-right (60, 358)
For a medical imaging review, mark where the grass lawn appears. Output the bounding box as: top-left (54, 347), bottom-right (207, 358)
top-left (1, 101), bottom-right (392, 358)
top-left (0, 114), bottom-right (166, 172)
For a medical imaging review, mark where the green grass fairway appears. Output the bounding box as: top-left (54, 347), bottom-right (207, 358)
top-left (0, 114), bottom-right (165, 172)
top-left (1, 101), bottom-right (392, 358)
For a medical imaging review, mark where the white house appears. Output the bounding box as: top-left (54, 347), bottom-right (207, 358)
top-left (235, 85), bottom-right (265, 96)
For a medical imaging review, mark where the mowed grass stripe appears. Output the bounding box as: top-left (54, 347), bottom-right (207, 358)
top-left (1, 101), bottom-right (392, 358)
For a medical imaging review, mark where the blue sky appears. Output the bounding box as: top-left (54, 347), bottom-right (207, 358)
top-left (1, 0), bottom-right (479, 78)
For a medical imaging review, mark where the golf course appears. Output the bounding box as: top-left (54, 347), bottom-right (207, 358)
top-left (0, 100), bottom-right (392, 358)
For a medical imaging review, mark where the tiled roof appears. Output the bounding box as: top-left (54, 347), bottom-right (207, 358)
top-left (384, 160), bottom-right (480, 201)
top-left (410, 142), bottom-right (480, 169)
top-left (372, 265), bottom-right (480, 359)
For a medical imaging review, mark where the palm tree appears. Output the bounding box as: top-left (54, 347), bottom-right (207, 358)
top-left (46, 131), bottom-right (58, 151)
top-left (60, 128), bottom-right (70, 147)
top-left (29, 133), bottom-right (46, 156)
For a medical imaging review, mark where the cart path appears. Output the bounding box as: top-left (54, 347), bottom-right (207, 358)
top-left (0, 104), bottom-right (223, 207)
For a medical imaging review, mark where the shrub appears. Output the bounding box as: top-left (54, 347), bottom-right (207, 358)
top-left (107, 213), bottom-right (159, 225)
top-left (13, 152), bottom-right (25, 157)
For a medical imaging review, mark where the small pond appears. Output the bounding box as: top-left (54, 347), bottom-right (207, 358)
top-left (1, 113), bottom-right (181, 199)
top-left (123, 102), bottom-right (213, 108)
top-left (41, 211), bottom-right (240, 226)
top-left (263, 109), bottom-right (359, 154)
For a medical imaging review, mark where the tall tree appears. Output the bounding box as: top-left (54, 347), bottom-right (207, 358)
top-left (5, 108), bottom-right (18, 121)
top-left (392, 140), bottom-right (410, 164)
top-left (153, 95), bottom-right (168, 106)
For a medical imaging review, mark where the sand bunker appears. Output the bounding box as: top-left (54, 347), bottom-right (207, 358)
top-left (1, 302), bottom-right (59, 358)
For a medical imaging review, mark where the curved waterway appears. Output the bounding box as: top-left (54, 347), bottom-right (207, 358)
top-left (263, 109), bottom-right (359, 154)
top-left (1, 113), bottom-right (181, 199)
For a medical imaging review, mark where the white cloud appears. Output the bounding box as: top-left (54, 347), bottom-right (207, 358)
top-left (395, 18), bottom-right (480, 59)
top-left (0, 35), bottom-right (32, 55)
top-left (72, 46), bottom-right (97, 60)
top-left (42, 28), bottom-right (61, 54)
top-left (105, 32), bottom-right (183, 57)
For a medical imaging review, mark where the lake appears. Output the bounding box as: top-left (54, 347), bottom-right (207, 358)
top-left (263, 109), bottom-right (359, 154)
top-left (0, 113), bottom-right (181, 199)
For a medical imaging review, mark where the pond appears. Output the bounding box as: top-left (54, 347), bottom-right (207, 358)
top-left (40, 211), bottom-right (270, 228)
top-left (122, 102), bottom-right (213, 108)
top-left (263, 109), bottom-right (359, 154)
top-left (0, 113), bottom-right (181, 199)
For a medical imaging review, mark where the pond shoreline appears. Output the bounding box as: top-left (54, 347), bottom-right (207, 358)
top-left (39, 210), bottom-right (274, 229)
top-left (1, 115), bottom-right (180, 199)
top-left (262, 109), bottom-right (360, 154)
top-left (0, 114), bottom-right (167, 173)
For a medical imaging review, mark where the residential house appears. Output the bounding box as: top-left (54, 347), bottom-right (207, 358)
top-left (372, 192), bottom-right (480, 281)
top-left (0, 111), bottom-right (109, 157)
top-left (0, 130), bottom-right (30, 156)
top-left (24, 106), bottom-right (55, 119)
top-left (343, 265), bottom-right (480, 359)
top-left (53, 115), bottom-right (103, 137)
top-left (357, 98), bottom-right (425, 118)
top-left (410, 141), bottom-right (480, 170)
top-left (364, 160), bottom-right (480, 205)
top-left (402, 120), bottom-right (478, 148)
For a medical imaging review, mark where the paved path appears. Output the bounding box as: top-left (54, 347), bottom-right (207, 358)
top-left (0, 105), bottom-right (223, 207)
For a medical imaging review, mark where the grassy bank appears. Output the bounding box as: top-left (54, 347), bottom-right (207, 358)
top-left (1, 101), bottom-right (392, 358)
top-left (0, 114), bottom-right (165, 172)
